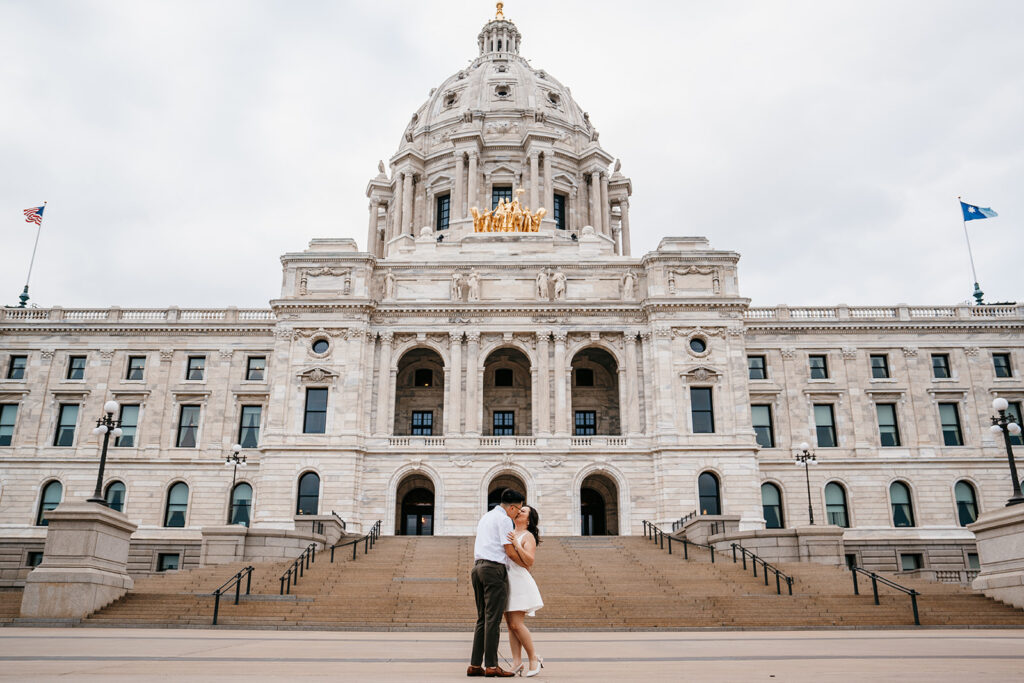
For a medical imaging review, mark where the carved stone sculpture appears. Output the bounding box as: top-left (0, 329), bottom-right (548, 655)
top-left (552, 271), bottom-right (566, 300)
top-left (451, 273), bottom-right (464, 301)
top-left (622, 271), bottom-right (636, 300)
top-left (384, 272), bottom-right (395, 300)
top-left (536, 270), bottom-right (550, 300)
top-left (467, 270), bottom-right (480, 301)
top-left (470, 188), bottom-right (545, 232)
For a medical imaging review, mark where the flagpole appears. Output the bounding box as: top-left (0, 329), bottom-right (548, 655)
top-left (18, 201), bottom-right (46, 308)
top-left (958, 196), bottom-right (984, 306)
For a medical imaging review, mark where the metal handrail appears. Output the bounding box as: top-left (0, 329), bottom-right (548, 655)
top-left (642, 520), bottom-right (715, 563)
top-left (278, 543), bottom-right (318, 595)
top-left (331, 510), bottom-right (347, 532)
top-left (671, 510), bottom-right (698, 532)
top-left (330, 520), bottom-right (383, 563)
top-left (851, 565), bottom-right (921, 626)
top-left (211, 565), bottom-right (254, 625)
top-left (730, 543), bottom-right (794, 595)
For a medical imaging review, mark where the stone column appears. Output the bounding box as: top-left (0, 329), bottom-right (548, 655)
top-left (401, 172), bottom-right (414, 236)
top-left (620, 199), bottom-right (632, 256)
top-left (588, 173), bottom-right (599, 228)
top-left (625, 332), bottom-right (641, 434)
top-left (553, 331), bottom-right (568, 435)
top-left (375, 332), bottom-right (393, 435)
top-left (543, 152), bottom-right (553, 213)
top-left (392, 174), bottom-right (404, 242)
top-left (529, 152), bottom-right (540, 213)
top-left (467, 153), bottom-right (479, 213)
top-left (600, 172), bottom-right (610, 236)
top-left (465, 331), bottom-right (480, 433)
top-left (454, 152), bottom-right (465, 219)
top-left (366, 200), bottom-right (378, 255)
top-left (536, 331), bottom-right (550, 434)
top-left (20, 502), bottom-right (137, 619)
top-left (449, 331), bottom-right (462, 433)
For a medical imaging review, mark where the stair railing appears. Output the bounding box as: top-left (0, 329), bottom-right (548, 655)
top-left (211, 565), bottom-right (254, 626)
top-left (329, 520), bottom-right (383, 564)
top-left (331, 510), bottom-right (347, 532)
top-left (278, 543), bottom-right (318, 595)
top-left (851, 565), bottom-right (921, 626)
top-left (643, 520), bottom-right (715, 563)
top-left (730, 543), bottom-right (794, 595)
top-left (671, 510), bottom-right (698, 532)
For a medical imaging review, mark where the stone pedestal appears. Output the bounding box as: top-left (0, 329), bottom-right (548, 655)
top-left (794, 525), bottom-right (845, 565)
top-left (969, 505), bottom-right (1024, 609)
top-left (20, 501), bottom-right (137, 619)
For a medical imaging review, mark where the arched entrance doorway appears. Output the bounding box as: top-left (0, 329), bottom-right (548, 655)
top-left (580, 473), bottom-right (619, 535)
top-left (487, 473), bottom-right (527, 511)
top-left (395, 474), bottom-right (435, 535)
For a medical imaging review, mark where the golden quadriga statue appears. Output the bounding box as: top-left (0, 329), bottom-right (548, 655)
top-left (471, 189), bottom-right (546, 232)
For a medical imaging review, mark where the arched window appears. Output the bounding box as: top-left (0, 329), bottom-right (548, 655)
top-left (825, 482), bottom-right (849, 528)
top-left (954, 480), bottom-right (978, 526)
top-left (296, 472), bottom-right (320, 515)
top-left (164, 482), bottom-right (189, 527)
top-left (104, 481), bottom-right (126, 513)
top-left (230, 483), bottom-right (253, 527)
top-left (36, 480), bottom-right (63, 526)
top-left (761, 483), bottom-right (783, 529)
top-left (698, 472), bottom-right (720, 515)
top-left (889, 481), bottom-right (915, 527)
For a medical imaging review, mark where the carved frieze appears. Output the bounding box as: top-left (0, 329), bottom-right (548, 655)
top-left (299, 267), bottom-right (352, 296)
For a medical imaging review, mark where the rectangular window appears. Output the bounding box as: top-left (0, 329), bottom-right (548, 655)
top-left (435, 193), bottom-right (450, 231)
top-left (126, 355), bottom-right (146, 380)
top-left (491, 186), bottom-right (513, 209)
top-left (26, 551), bottom-right (44, 567)
top-left (870, 354), bottom-right (890, 379)
top-left (876, 403), bottom-right (901, 447)
top-left (493, 411), bottom-right (514, 435)
top-left (1007, 402), bottom-right (1023, 447)
top-left (932, 353), bottom-right (951, 379)
top-left (176, 405), bottom-right (200, 448)
top-left (411, 411), bottom-right (433, 436)
top-left (900, 553), bottom-right (923, 571)
top-left (993, 353), bottom-right (1012, 378)
top-left (245, 356), bottom-right (266, 381)
top-left (574, 410), bottom-right (596, 436)
top-left (751, 405), bottom-right (774, 448)
top-left (186, 356), bottom-right (205, 381)
top-left (747, 355), bottom-right (767, 380)
top-left (238, 405), bottom-right (262, 448)
top-left (303, 388), bottom-right (328, 434)
top-left (814, 404), bottom-right (837, 447)
top-left (691, 387), bottom-right (715, 434)
top-left (115, 404), bottom-right (139, 447)
top-left (0, 404), bottom-right (17, 446)
top-left (939, 403), bottom-right (963, 446)
top-left (7, 355), bottom-right (27, 380)
top-left (66, 355), bottom-right (86, 380)
top-left (809, 355), bottom-right (829, 379)
top-left (53, 404), bottom-right (79, 447)
top-left (967, 553), bottom-right (980, 570)
top-left (157, 553), bottom-right (180, 572)
top-left (553, 193), bottom-right (566, 230)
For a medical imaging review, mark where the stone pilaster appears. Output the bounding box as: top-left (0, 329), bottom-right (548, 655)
top-left (536, 331), bottom-right (550, 434)
top-left (375, 332), bottom-right (393, 435)
top-left (449, 331), bottom-right (462, 433)
top-left (553, 331), bottom-right (568, 435)
top-left (465, 331), bottom-right (480, 434)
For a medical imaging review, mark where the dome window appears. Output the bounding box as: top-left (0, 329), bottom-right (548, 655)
top-left (443, 91), bottom-right (458, 108)
top-left (494, 85), bottom-right (511, 99)
top-left (546, 91), bottom-right (560, 107)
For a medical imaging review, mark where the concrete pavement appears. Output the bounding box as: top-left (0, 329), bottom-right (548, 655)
top-left (1, 627), bottom-right (1023, 681)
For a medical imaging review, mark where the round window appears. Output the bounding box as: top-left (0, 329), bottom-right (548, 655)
top-left (547, 91), bottom-right (560, 106)
top-left (495, 85), bottom-right (510, 98)
top-left (311, 339), bottom-right (330, 354)
top-left (689, 338), bottom-right (707, 354)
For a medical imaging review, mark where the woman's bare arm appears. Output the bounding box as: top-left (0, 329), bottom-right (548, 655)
top-left (507, 531), bottom-right (536, 569)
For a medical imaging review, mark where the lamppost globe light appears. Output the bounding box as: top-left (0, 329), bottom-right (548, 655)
top-left (94, 425), bottom-right (108, 435)
top-left (993, 397), bottom-right (1009, 412)
top-left (799, 442), bottom-right (810, 452)
top-left (1009, 422), bottom-right (1023, 436)
top-left (111, 428), bottom-right (123, 438)
top-left (103, 399), bottom-right (120, 415)
top-left (992, 424), bottom-right (1006, 435)
top-left (232, 443), bottom-right (242, 454)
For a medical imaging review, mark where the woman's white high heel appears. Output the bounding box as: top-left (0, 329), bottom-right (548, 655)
top-left (524, 656), bottom-right (544, 677)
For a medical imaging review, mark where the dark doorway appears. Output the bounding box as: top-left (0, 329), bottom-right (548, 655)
top-left (580, 488), bottom-right (606, 535)
top-left (400, 487), bottom-right (434, 535)
top-left (487, 474), bottom-right (527, 511)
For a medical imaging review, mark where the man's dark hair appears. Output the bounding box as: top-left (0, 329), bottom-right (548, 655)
top-left (500, 488), bottom-right (525, 505)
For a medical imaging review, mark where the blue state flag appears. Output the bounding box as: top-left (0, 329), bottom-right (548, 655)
top-left (961, 201), bottom-right (998, 222)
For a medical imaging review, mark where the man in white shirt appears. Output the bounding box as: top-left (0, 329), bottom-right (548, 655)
top-left (467, 488), bottom-right (525, 677)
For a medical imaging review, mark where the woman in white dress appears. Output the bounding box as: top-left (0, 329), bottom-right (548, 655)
top-left (505, 505), bottom-right (544, 677)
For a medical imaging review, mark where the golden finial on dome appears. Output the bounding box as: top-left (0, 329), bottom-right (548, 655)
top-left (495, 2), bottom-right (504, 20)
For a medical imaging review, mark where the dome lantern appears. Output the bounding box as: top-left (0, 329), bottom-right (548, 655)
top-left (478, 2), bottom-right (521, 56)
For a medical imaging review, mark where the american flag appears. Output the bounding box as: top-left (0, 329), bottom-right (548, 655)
top-left (24, 205), bottom-right (45, 226)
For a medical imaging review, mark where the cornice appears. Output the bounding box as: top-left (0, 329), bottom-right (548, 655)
top-left (0, 325), bottom-right (275, 337)
top-left (744, 321), bottom-right (1024, 334)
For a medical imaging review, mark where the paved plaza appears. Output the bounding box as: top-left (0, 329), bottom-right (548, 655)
top-left (1, 627), bottom-right (1023, 681)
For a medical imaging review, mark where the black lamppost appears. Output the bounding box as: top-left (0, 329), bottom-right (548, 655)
top-left (989, 398), bottom-right (1024, 507)
top-left (795, 442), bottom-right (817, 525)
top-left (225, 443), bottom-right (246, 488)
top-left (87, 400), bottom-right (122, 506)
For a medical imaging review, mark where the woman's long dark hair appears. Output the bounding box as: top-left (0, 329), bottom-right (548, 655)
top-left (525, 506), bottom-right (541, 545)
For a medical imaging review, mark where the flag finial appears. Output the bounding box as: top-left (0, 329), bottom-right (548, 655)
top-left (496, 2), bottom-right (504, 20)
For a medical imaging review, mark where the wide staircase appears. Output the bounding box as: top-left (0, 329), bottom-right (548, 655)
top-left (80, 535), bottom-right (1024, 629)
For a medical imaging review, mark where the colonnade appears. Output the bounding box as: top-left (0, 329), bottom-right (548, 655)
top-left (371, 330), bottom-right (645, 436)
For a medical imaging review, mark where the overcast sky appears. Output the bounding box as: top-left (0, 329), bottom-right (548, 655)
top-left (1, 0), bottom-right (1021, 310)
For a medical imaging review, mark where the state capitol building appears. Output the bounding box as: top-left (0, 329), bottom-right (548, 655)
top-left (1, 7), bottom-right (1022, 582)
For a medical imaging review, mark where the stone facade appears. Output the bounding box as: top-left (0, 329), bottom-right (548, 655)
top-left (1, 10), bottom-right (1023, 584)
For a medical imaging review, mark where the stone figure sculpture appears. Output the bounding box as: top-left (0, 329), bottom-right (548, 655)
top-left (622, 271), bottom-right (636, 300)
top-left (384, 272), bottom-right (395, 299)
top-left (378, 160), bottom-right (386, 175)
top-left (467, 270), bottom-right (481, 301)
top-left (536, 270), bottom-right (549, 300)
top-left (470, 188), bottom-right (545, 233)
top-left (552, 271), bottom-right (566, 300)
top-left (451, 273), bottom-right (464, 301)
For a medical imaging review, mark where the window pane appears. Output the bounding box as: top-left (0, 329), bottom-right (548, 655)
top-left (115, 405), bottom-right (139, 447)
top-left (553, 194), bottom-right (566, 230)
top-left (825, 483), bottom-right (849, 528)
top-left (297, 473), bottom-right (320, 515)
top-left (105, 482), bottom-right (126, 512)
top-left (67, 356), bottom-right (86, 380)
top-left (751, 405), bottom-right (774, 448)
top-left (412, 411), bottom-right (433, 435)
top-left (691, 388), bottom-right (714, 434)
top-left (932, 354), bottom-right (950, 378)
top-left (761, 483), bottom-right (783, 529)
top-left (939, 403), bottom-right (963, 446)
top-left (809, 355), bottom-right (828, 379)
top-left (246, 357), bottom-right (266, 381)
top-left (955, 481), bottom-right (977, 526)
top-left (493, 411), bottom-right (514, 435)
top-left (0, 404), bottom-right (17, 446)
top-left (37, 481), bottom-right (63, 526)
top-left (876, 404), bottom-right (901, 447)
top-left (698, 473), bottom-right (720, 515)
top-left (993, 353), bottom-right (1011, 378)
top-left (165, 483), bottom-right (189, 527)
top-left (8, 356), bottom-right (27, 380)
top-left (304, 388), bottom-right (327, 434)
top-left (747, 356), bottom-right (766, 380)
top-left (491, 186), bottom-right (513, 209)
top-left (1008, 402), bottom-right (1023, 446)
top-left (575, 411), bottom-right (596, 435)
top-left (186, 356), bottom-right (205, 380)
top-left (890, 482), bottom-right (915, 527)
top-left (436, 194), bottom-right (450, 231)
top-left (870, 355), bottom-right (890, 379)
top-left (239, 405), bottom-right (261, 448)
top-left (176, 406), bottom-right (200, 448)
top-left (127, 356), bottom-right (146, 380)
top-left (230, 483), bottom-right (253, 526)
top-left (54, 404), bottom-right (79, 447)
top-left (814, 404), bottom-right (836, 447)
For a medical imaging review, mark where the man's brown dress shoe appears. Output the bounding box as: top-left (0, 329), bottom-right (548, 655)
top-left (484, 666), bottom-right (516, 677)
top-left (467, 665), bottom-right (485, 676)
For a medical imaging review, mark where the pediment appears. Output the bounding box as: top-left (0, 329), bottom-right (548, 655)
top-left (297, 366), bottom-right (339, 385)
top-left (681, 366), bottom-right (721, 384)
